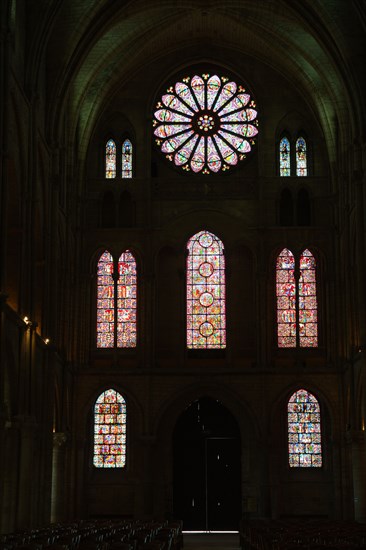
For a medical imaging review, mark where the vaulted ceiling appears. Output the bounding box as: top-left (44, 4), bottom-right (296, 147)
top-left (23, 0), bottom-right (366, 168)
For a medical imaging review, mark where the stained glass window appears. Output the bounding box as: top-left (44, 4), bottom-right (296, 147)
top-left (153, 73), bottom-right (258, 174)
top-left (299, 249), bottom-right (318, 347)
top-left (93, 389), bottom-right (127, 468)
top-left (122, 139), bottom-right (132, 178)
top-left (97, 251), bottom-right (115, 348)
top-left (106, 139), bottom-right (116, 178)
top-left (296, 137), bottom-right (307, 176)
top-left (187, 230), bottom-right (226, 348)
top-left (279, 137), bottom-right (291, 176)
top-left (276, 248), bottom-right (318, 348)
top-left (276, 248), bottom-right (296, 348)
top-left (288, 389), bottom-right (322, 467)
top-left (117, 251), bottom-right (137, 347)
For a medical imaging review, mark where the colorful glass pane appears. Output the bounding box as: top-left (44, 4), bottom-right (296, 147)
top-left (153, 73), bottom-right (258, 174)
top-left (97, 251), bottom-right (114, 348)
top-left (299, 249), bottom-right (318, 347)
top-left (122, 139), bottom-right (132, 178)
top-left (276, 248), bottom-right (296, 348)
top-left (296, 136), bottom-right (307, 176)
top-left (187, 230), bottom-right (226, 348)
top-left (106, 139), bottom-right (116, 178)
top-left (288, 389), bottom-right (322, 468)
top-left (93, 389), bottom-right (126, 468)
top-left (279, 137), bottom-right (291, 176)
top-left (117, 251), bottom-right (137, 348)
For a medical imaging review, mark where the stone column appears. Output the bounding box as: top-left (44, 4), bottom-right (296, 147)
top-left (352, 430), bottom-right (366, 522)
top-left (51, 432), bottom-right (68, 523)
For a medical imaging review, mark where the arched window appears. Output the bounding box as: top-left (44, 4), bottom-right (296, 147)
top-left (279, 137), bottom-right (291, 176)
top-left (299, 249), bottom-right (318, 347)
top-left (93, 389), bottom-right (127, 468)
top-left (96, 250), bottom-right (137, 348)
top-left (122, 139), bottom-right (132, 178)
top-left (187, 230), bottom-right (226, 348)
top-left (276, 248), bottom-right (318, 348)
top-left (288, 389), bottom-right (322, 467)
top-left (276, 248), bottom-right (296, 347)
top-left (97, 251), bottom-right (115, 348)
top-left (296, 136), bottom-right (307, 176)
top-left (117, 251), bottom-right (137, 348)
top-left (105, 139), bottom-right (116, 178)
top-left (153, 72), bottom-right (258, 174)
top-left (279, 188), bottom-right (294, 226)
top-left (101, 192), bottom-right (116, 228)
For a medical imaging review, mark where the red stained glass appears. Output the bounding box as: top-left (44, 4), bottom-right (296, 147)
top-left (187, 231), bottom-right (226, 348)
top-left (276, 248), bottom-right (296, 348)
top-left (276, 248), bottom-right (318, 348)
top-left (153, 73), bottom-right (258, 174)
top-left (97, 251), bottom-right (115, 348)
top-left (117, 251), bottom-right (137, 348)
top-left (288, 389), bottom-right (322, 468)
top-left (93, 389), bottom-right (127, 468)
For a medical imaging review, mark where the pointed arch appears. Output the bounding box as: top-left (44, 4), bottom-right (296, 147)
top-left (297, 188), bottom-right (311, 226)
top-left (105, 139), bottom-right (116, 178)
top-left (296, 136), bottom-right (307, 176)
top-left (288, 389), bottom-right (322, 467)
top-left (299, 249), bottom-right (318, 347)
top-left (96, 251), bottom-right (115, 348)
top-left (276, 248), bottom-right (296, 348)
top-left (101, 191), bottom-right (115, 227)
top-left (117, 251), bottom-right (137, 347)
top-left (279, 188), bottom-right (294, 226)
top-left (93, 389), bottom-right (127, 468)
top-left (186, 230), bottom-right (226, 349)
top-left (122, 138), bottom-right (133, 178)
top-left (279, 136), bottom-right (291, 176)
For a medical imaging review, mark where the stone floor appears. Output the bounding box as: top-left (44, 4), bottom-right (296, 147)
top-left (182, 533), bottom-right (240, 549)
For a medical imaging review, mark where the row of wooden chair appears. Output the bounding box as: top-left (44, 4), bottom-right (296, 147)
top-left (0, 519), bottom-right (183, 550)
top-left (239, 518), bottom-right (366, 549)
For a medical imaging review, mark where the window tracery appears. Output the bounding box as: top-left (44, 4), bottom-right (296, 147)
top-left (153, 72), bottom-right (258, 174)
top-left (96, 250), bottom-right (137, 348)
top-left (276, 248), bottom-right (318, 348)
top-left (288, 389), bottom-right (322, 467)
top-left (187, 230), bottom-right (226, 348)
top-left (93, 389), bottom-right (127, 468)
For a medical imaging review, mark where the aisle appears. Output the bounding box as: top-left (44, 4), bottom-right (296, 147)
top-left (183, 533), bottom-right (240, 549)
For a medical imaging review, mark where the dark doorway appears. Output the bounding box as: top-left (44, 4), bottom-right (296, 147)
top-left (173, 397), bottom-right (241, 531)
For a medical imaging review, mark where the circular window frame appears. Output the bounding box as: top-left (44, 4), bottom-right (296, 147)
top-left (153, 70), bottom-right (259, 175)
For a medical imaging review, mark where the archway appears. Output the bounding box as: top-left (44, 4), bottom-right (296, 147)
top-left (173, 397), bottom-right (241, 531)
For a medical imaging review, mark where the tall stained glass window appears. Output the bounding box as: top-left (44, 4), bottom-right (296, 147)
top-left (276, 248), bottom-right (296, 347)
top-left (96, 250), bottom-right (137, 348)
top-left (117, 251), bottom-right (137, 347)
top-left (299, 249), bottom-right (318, 347)
top-left (288, 389), bottom-right (322, 467)
top-left (279, 137), bottom-right (291, 176)
top-left (296, 137), bottom-right (307, 176)
top-left (122, 139), bottom-right (133, 178)
top-left (276, 248), bottom-right (318, 348)
top-left (93, 389), bottom-right (127, 468)
top-left (153, 72), bottom-right (258, 174)
top-left (106, 139), bottom-right (116, 178)
top-left (97, 251), bottom-right (115, 348)
top-left (187, 230), bottom-right (226, 348)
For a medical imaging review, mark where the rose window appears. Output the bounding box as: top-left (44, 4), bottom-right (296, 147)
top-left (153, 72), bottom-right (258, 174)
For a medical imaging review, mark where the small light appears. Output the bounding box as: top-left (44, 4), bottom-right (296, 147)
top-left (44, 338), bottom-right (50, 345)
top-left (23, 316), bottom-right (29, 324)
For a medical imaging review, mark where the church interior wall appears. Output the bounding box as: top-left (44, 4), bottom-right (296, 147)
top-left (1, 0), bottom-right (366, 534)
